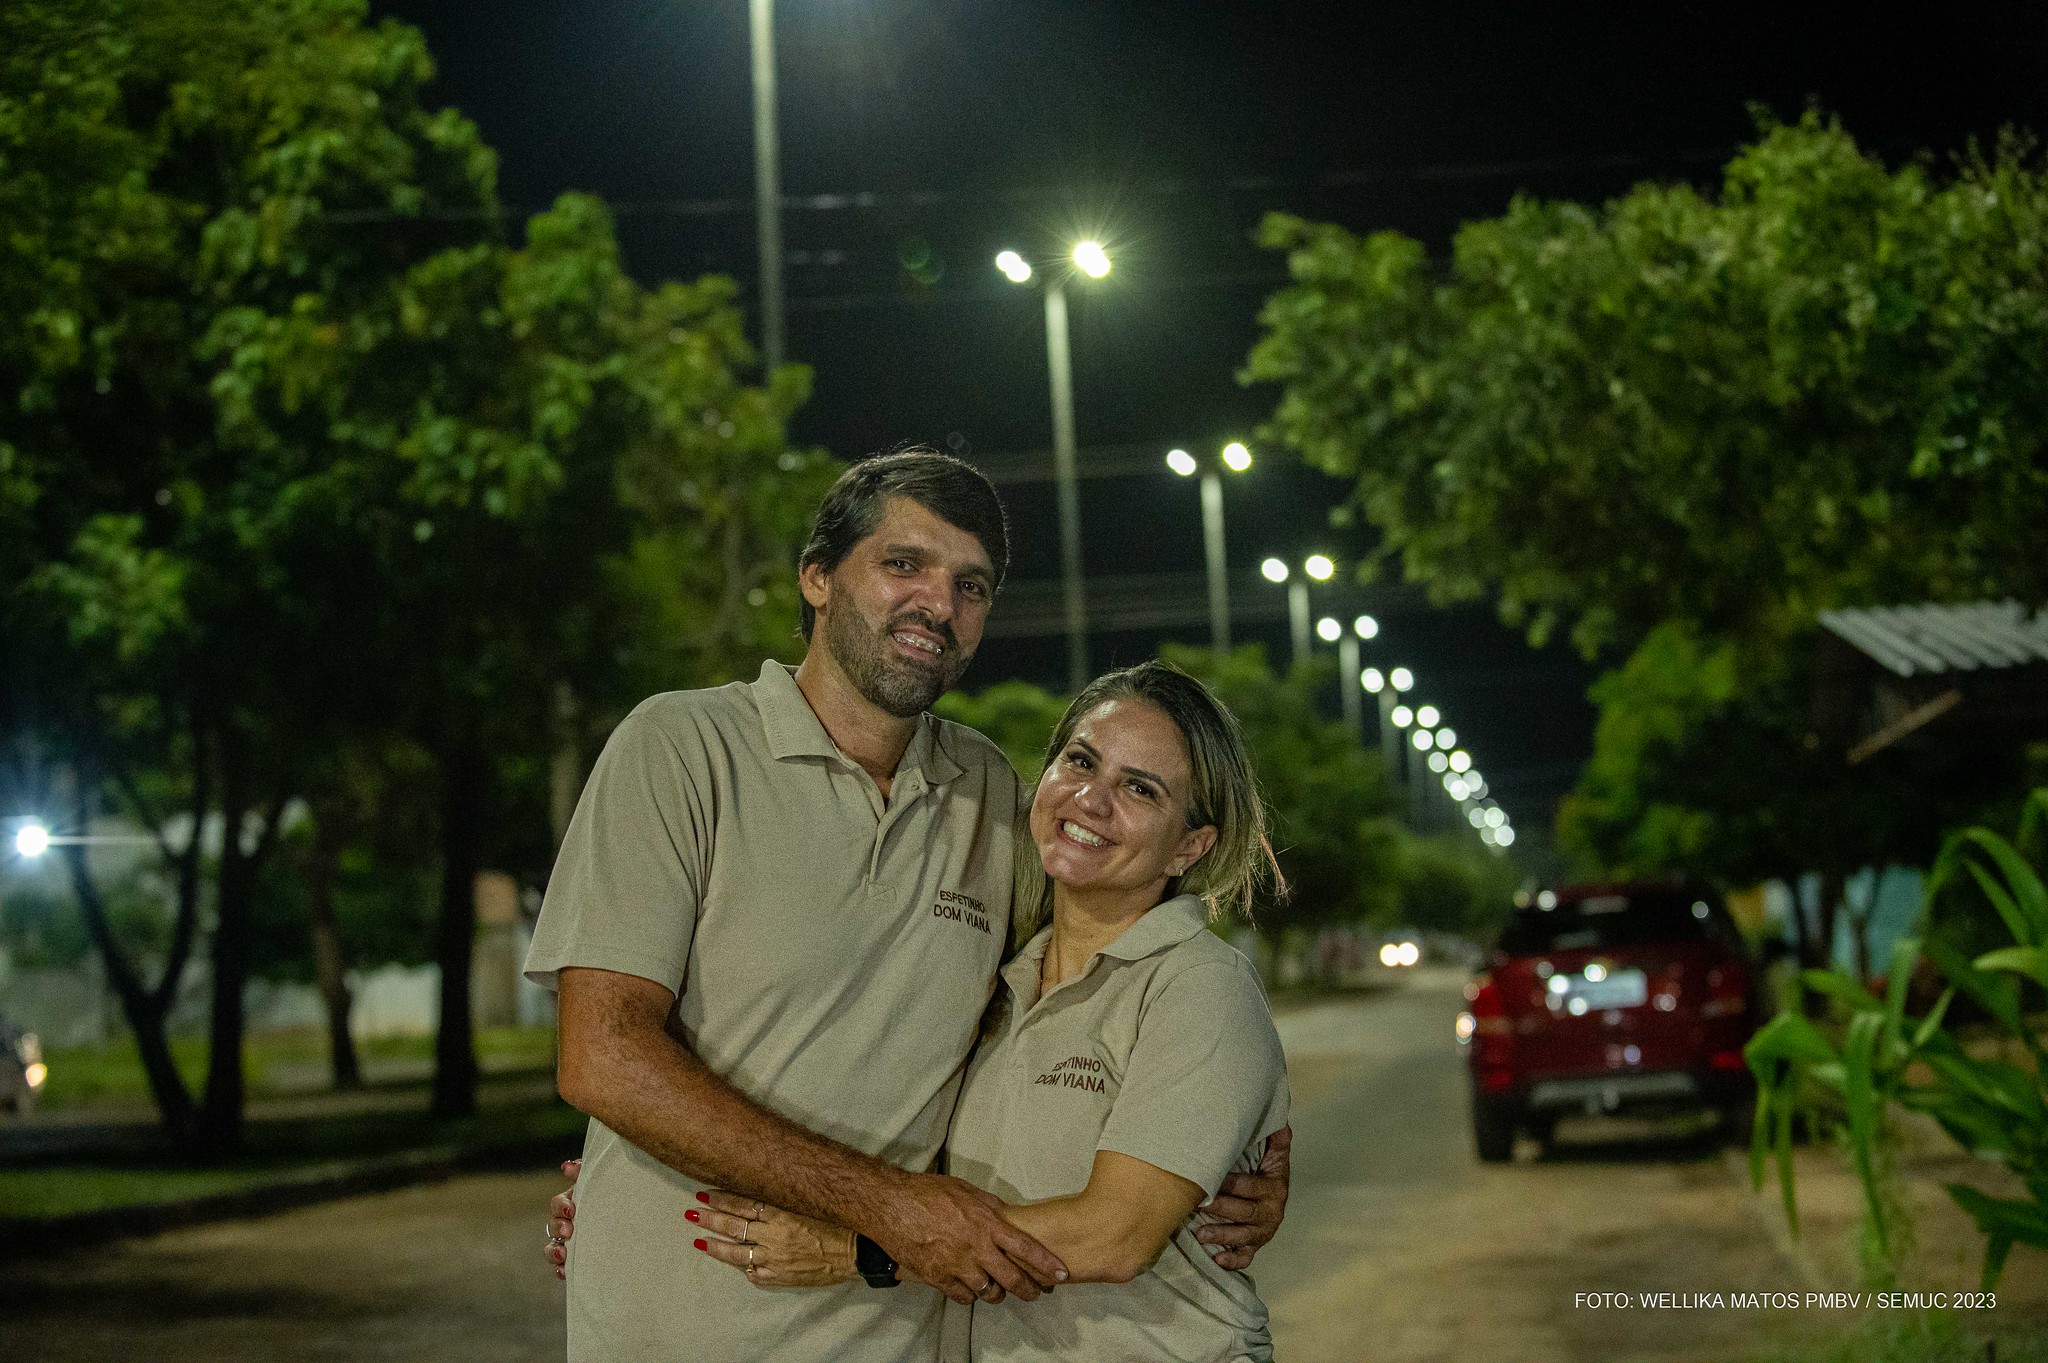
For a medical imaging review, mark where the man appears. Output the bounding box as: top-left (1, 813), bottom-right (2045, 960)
top-left (526, 450), bottom-right (1286, 1362)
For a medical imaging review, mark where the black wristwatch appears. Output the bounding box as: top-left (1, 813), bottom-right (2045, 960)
top-left (854, 1234), bottom-right (900, 1289)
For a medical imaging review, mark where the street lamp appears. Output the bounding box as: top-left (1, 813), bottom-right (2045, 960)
top-left (998, 240), bottom-right (1115, 691)
top-left (748, 0), bottom-right (784, 371)
top-left (1166, 442), bottom-right (1253, 653)
top-left (1261, 554), bottom-right (1334, 670)
top-left (13, 820), bottom-right (49, 859)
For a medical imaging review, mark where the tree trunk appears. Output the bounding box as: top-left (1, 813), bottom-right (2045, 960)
top-left (62, 842), bottom-right (197, 1144)
top-left (432, 744), bottom-right (486, 1118)
top-left (307, 812), bottom-right (362, 1090)
top-left (199, 738), bottom-right (257, 1152)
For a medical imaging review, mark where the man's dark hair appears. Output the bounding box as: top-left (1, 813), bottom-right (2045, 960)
top-left (796, 448), bottom-right (1010, 640)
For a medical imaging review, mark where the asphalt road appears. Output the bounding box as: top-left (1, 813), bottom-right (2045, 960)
top-left (2, 973), bottom-right (1828, 1363)
top-left (1259, 969), bottom-right (1827, 1363)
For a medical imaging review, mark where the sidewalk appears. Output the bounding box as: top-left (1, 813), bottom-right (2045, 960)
top-left (1726, 1109), bottom-right (2048, 1323)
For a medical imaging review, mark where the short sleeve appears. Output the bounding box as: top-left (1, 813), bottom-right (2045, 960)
top-left (1096, 962), bottom-right (1289, 1198)
top-left (523, 710), bottom-right (711, 995)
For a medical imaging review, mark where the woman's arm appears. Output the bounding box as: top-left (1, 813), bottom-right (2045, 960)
top-left (1000, 1150), bottom-right (1206, 1285)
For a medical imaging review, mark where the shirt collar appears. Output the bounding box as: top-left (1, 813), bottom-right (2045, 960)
top-left (751, 659), bottom-right (966, 786)
top-left (1096, 894), bottom-right (1214, 962)
top-left (997, 893), bottom-right (1213, 1006)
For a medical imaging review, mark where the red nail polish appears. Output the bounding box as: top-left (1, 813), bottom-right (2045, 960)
top-left (694, 1238), bottom-right (708, 1252)
top-left (685, 1209), bottom-right (701, 1223)
top-left (695, 1191), bottom-right (710, 1204)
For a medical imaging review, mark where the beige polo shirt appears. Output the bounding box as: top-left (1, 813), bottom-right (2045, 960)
top-left (525, 661), bottom-right (1019, 1363)
top-left (943, 894), bottom-right (1290, 1363)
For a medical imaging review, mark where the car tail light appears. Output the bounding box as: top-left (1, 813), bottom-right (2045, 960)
top-left (1708, 1049), bottom-right (1747, 1070)
top-left (1699, 965), bottom-right (1748, 1020)
top-left (1468, 975), bottom-right (1515, 1090)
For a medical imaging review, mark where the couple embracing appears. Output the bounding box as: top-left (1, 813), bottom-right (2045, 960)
top-left (528, 450), bottom-right (1295, 1362)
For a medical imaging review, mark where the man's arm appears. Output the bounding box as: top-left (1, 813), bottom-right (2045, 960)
top-left (555, 966), bottom-right (1067, 1304)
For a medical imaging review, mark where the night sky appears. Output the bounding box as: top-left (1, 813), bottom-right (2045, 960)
top-left (369, 0), bottom-right (2048, 836)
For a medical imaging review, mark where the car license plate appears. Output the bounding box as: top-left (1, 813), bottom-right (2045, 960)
top-left (1551, 968), bottom-right (1648, 1013)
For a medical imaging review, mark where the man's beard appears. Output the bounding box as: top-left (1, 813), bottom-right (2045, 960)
top-left (823, 600), bottom-right (971, 718)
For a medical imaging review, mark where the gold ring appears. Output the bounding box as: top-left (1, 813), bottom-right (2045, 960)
top-left (747, 1244), bottom-right (757, 1276)
top-left (738, 1220), bottom-right (751, 1244)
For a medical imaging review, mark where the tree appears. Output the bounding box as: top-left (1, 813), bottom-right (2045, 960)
top-left (1247, 112), bottom-right (2048, 661)
top-left (224, 191), bottom-right (829, 1116)
top-left (0, 0), bottom-right (500, 1147)
top-left (2, 0), bottom-right (832, 1137)
top-left (1245, 113), bottom-right (2048, 965)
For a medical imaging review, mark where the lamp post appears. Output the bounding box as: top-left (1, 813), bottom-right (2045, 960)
top-left (1166, 441), bottom-right (1253, 654)
top-left (1326, 613), bottom-right (1377, 741)
top-left (1261, 554), bottom-right (1333, 671)
top-left (998, 243), bottom-right (1112, 692)
top-left (748, 0), bottom-right (784, 372)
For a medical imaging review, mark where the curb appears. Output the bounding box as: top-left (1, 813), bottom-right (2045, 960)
top-left (0, 1134), bottom-right (577, 1259)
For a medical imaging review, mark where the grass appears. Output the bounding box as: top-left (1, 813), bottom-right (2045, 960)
top-left (37, 1024), bottom-right (557, 1107)
top-left (2, 1087), bottom-right (589, 1221)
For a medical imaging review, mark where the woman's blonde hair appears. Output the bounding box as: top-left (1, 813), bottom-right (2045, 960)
top-left (1011, 661), bottom-right (1282, 946)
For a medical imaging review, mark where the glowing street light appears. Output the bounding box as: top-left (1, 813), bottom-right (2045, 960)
top-left (1316, 616), bottom-right (1342, 643)
top-left (1412, 730), bottom-right (1434, 751)
top-left (14, 821), bottom-right (50, 858)
top-left (1072, 240), bottom-right (1112, 278)
top-left (1389, 667), bottom-right (1414, 692)
top-left (1428, 751), bottom-right (1449, 773)
top-left (1165, 447), bottom-right (1197, 477)
top-left (1361, 668), bottom-right (1385, 693)
top-left (1449, 750), bottom-right (1472, 773)
top-left (1415, 705), bottom-right (1440, 728)
top-left (1260, 557), bottom-right (1289, 583)
top-left (1354, 615), bottom-right (1378, 639)
top-left (1434, 727), bottom-right (1456, 749)
top-left (1390, 705), bottom-right (1414, 727)
top-left (1220, 441), bottom-right (1252, 472)
top-left (994, 250), bottom-right (1033, 283)
top-left (1304, 554), bottom-right (1335, 581)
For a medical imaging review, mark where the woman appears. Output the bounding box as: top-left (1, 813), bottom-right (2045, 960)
top-left (554, 661), bottom-right (1289, 1361)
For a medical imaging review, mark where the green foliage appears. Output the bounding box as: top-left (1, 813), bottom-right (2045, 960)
top-left (934, 680), bottom-right (1073, 781)
top-left (1247, 112), bottom-right (2048, 660)
top-left (1247, 113), bottom-right (2048, 938)
top-left (1556, 624), bottom-right (1998, 909)
top-left (1747, 790), bottom-right (2048, 1291)
top-left (1396, 832), bottom-right (1518, 940)
top-left (1, 0), bottom-right (828, 1133)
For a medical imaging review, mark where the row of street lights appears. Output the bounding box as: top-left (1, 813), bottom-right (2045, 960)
top-left (986, 242), bottom-right (1516, 857)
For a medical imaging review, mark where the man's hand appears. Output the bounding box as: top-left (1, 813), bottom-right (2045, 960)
top-left (1194, 1124), bottom-right (1292, 1271)
top-left (866, 1171), bottom-right (1068, 1307)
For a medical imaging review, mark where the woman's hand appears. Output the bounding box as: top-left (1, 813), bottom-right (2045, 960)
top-left (689, 1189), bottom-right (860, 1289)
top-left (546, 1159), bottom-right (580, 1278)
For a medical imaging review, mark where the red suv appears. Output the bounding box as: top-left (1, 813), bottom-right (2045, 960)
top-left (1459, 882), bottom-right (1757, 1162)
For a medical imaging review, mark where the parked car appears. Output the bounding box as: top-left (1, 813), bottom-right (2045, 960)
top-left (1457, 882), bottom-right (1757, 1162)
top-left (0, 1014), bottom-right (46, 1115)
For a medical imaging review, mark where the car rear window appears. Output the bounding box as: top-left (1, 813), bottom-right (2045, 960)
top-left (1496, 891), bottom-right (1725, 957)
